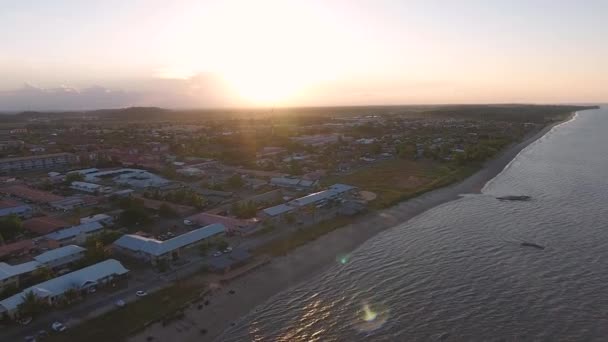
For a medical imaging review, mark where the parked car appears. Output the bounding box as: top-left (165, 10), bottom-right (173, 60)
top-left (115, 299), bottom-right (126, 307)
top-left (136, 291), bottom-right (147, 297)
top-left (37, 330), bottom-right (49, 339)
top-left (222, 246), bottom-right (233, 253)
top-left (212, 251), bottom-right (222, 257)
top-left (183, 219), bottom-right (193, 226)
top-left (51, 322), bottom-right (67, 332)
top-left (24, 336), bottom-right (36, 342)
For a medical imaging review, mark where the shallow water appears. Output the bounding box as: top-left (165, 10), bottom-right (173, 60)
top-left (219, 107), bottom-right (608, 342)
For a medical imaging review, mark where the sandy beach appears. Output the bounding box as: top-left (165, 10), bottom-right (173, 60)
top-left (129, 114), bottom-right (574, 342)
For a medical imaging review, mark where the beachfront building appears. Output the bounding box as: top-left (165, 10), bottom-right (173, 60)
top-left (258, 203), bottom-right (296, 224)
top-left (113, 224), bottom-right (225, 265)
top-left (44, 222), bottom-right (104, 246)
top-left (0, 153), bottom-right (77, 174)
top-left (0, 259), bottom-right (129, 319)
top-left (0, 245), bottom-right (86, 293)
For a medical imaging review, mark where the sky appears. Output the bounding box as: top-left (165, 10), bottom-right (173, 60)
top-left (1, 0), bottom-right (607, 110)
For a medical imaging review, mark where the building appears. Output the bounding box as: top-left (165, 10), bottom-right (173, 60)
top-left (44, 222), bottom-right (104, 246)
top-left (80, 213), bottom-right (114, 226)
top-left (0, 259), bottom-right (129, 319)
top-left (0, 153), bottom-right (76, 174)
top-left (0, 199), bottom-right (33, 219)
top-left (83, 168), bottom-right (169, 189)
top-left (0, 184), bottom-right (64, 204)
top-left (70, 181), bottom-right (112, 194)
top-left (259, 203), bottom-right (296, 223)
top-left (0, 245), bottom-right (86, 293)
top-left (50, 195), bottom-right (100, 211)
top-left (185, 212), bottom-right (259, 236)
top-left (113, 224), bottom-right (225, 265)
top-left (270, 177), bottom-right (317, 191)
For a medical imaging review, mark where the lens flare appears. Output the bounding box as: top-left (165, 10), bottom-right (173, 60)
top-left (354, 302), bottom-right (389, 333)
top-left (362, 304), bottom-right (378, 322)
top-left (337, 254), bottom-right (350, 265)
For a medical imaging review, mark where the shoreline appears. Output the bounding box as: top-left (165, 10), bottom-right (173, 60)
top-left (130, 113), bottom-right (575, 342)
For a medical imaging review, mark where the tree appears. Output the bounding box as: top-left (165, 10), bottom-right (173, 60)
top-left (65, 172), bottom-right (84, 185)
top-left (215, 238), bottom-right (229, 251)
top-left (18, 291), bottom-right (47, 318)
top-left (226, 174), bottom-right (244, 189)
top-left (31, 266), bottom-right (54, 283)
top-left (0, 215), bottom-right (23, 241)
top-left (63, 287), bottom-right (80, 304)
top-left (198, 243), bottom-right (210, 256)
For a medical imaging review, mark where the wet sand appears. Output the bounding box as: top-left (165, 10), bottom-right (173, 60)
top-left (130, 115), bottom-right (573, 342)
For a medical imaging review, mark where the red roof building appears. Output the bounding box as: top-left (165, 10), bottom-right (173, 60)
top-left (22, 216), bottom-right (70, 235)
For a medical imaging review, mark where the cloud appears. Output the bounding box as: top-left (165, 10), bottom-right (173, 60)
top-left (0, 73), bottom-right (245, 111)
top-left (0, 84), bottom-right (141, 111)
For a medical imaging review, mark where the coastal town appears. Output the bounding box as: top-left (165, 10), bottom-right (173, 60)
top-left (0, 104), bottom-right (592, 341)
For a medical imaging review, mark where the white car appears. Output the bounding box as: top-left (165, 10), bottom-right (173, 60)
top-left (183, 219), bottom-right (193, 226)
top-left (115, 299), bottom-right (126, 307)
top-left (212, 251), bottom-right (222, 257)
top-left (222, 246), bottom-right (233, 253)
top-left (51, 322), bottom-right (67, 332)
top-left (136, 291), bottom-right (148, 297)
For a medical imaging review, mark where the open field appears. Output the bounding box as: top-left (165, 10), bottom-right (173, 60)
top-left (325, 159), bottom-right (478, 209)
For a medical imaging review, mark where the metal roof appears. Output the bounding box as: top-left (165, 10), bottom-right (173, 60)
top-left (34, 245), bottom-right (86, 264)
top-left (0, 261), bottom-right (40, 281)
top-left (114, 224), bottom-right (225, 256)
top-left (288, 190), bottom-right (335, 207)
top-left (0, 259), bottom-right (129, 311)
top-left (0, 204), bottom-right (32, 217)
top-left (44, 221), bottom-right (103, 241)
top-left (262, 203), bottom-right (295, 217)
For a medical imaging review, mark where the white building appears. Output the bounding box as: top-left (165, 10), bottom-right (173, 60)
top-left (0, 245), bottom-right (86, 293)
top-left (80, 213), bottom-right (114, 226)
top-left (0, 259), bottom-right (129, 319)
top-left (113, 224), bottom-right (225, 265)
top-left (44, 222), bottom-right (104, 246)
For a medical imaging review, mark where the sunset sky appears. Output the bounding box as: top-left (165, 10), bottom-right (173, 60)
top-left (1, 0), bottom-right (606, 110)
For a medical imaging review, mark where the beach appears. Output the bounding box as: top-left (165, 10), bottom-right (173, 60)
top-left (129, 114), bottom-right (574, 342)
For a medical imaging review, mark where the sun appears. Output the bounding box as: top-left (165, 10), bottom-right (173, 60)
top-left (222, 69), bottom-right (308, 106)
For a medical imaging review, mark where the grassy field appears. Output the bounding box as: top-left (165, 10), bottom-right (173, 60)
top-left (325, 159), bottom-right (478, 209)
top-left (254, 216), bottom-right (359, 257)
top-left (47, 283), bottom-right (205, 342)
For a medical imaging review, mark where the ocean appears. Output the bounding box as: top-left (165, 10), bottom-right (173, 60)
top-left (218, 107), bottom-right (608, 341)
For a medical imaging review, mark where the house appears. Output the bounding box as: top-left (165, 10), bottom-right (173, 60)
top-left (258, 203), bottom-right (296, 223)
top-left (0, 153), bottom-right (76, 174)
top-left (113, 224), bottom-right (225, 265)
top-left (80, 213), bottom-right (114, 226)
top-left (44, 222), bottom-right (104, 246)
top-left (50, 195), bottom-right (100, 211)
top-left (270, 177), bottom-right (317, 191)
top-left (0, 245), bottom-right (86, 293)
top-left (0, 259), bottom-right (129, 319)
top-left (0, 185), bottom-right (64, 204)
top-left (70, 181), bottom-right (111, 194)
top-left (185, 212), bottom-right (259, 236)
top-left (0, 199), bottom-right (33, 219)
top-left (33, 245), bottom-right (86, 270)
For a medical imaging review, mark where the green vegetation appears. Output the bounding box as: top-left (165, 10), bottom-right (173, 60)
top-left (231, 201), bottom-right (257, 219)
top-left (117, 197), bottom-right (151, 227)
top-left (143, 189), bottom-right (206, 209)
top-left (18, 290), bottom-right (49, 318)
top-left (158, 203), bottom-right (178, 218)
top-left (0, 215), bottom-right (23, 241)
top-left (226, 174), bottom-right (244, 189)
top-left (255, 216), bottom-right (358, 257)
top-left (64, 172), bottom-right (84, 185)
top-left (45, 283), bottom-right (203, 342)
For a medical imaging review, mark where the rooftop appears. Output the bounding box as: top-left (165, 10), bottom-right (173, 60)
top-left (23, 216), bottom-right (69, 235)
top-left (45, 221), bottom-right (104, 241)
top-left (0, 259), bottom-right (129, 312)
top-left (114, 223), bottom-right (225, 256)
top-left (262, 203), bottom-right (295, 217)
top-left (34, 245), bottom-right (86, 264)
